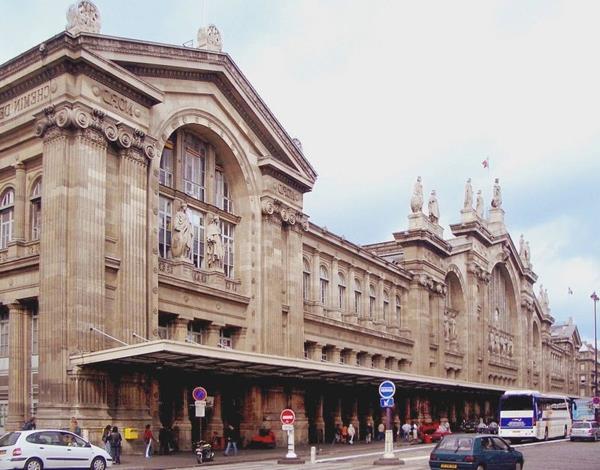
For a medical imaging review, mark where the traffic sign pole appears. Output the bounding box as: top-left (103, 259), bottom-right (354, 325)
top-left (374, 380), bottom-right (400, 465)
top-left (277, 408), bottom-right (304, 464)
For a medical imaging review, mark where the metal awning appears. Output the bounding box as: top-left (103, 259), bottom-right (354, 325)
top-left (70, 340), bottom-right (505, 395)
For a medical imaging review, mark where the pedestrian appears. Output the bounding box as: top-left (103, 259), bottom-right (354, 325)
top-left (223, 424), bottom-right (239, 456)
top-left (109, 426), bottom-right (123, 464)
top-left (22, 417), bottom-right (36, 431)
top-left (158, 426), bottom-right (168, 455)
top-left (341, 423), bottom-right (348, 444)
top-left (143, 424), bottom-right (156, 459)
top-left (402, 422), bottom-right (411, 441)
top-left (334, 424), bottom-right (342, 443)
top-left (101, 425), bottom-right (112, 454)
top-left (347, 423), bottom-right (355, 444)
top-left (70, 417), bottom-right (82, 437)
top-left (377, 422), bottom-right (385, 441)
top-left (412, 422), bottom-right (419, 442)
top-left (366, 420), bottom-right (373, 443)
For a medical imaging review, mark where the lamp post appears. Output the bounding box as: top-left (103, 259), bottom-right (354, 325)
top-left (592, 292), bottom-right (599, 397)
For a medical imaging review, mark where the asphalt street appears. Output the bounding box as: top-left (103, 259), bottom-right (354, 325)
top-left (166, 439), bottom-right (600, 470)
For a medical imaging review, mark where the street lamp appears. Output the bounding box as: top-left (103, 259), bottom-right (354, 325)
top-left (592, 291), bottom-right (599, 397)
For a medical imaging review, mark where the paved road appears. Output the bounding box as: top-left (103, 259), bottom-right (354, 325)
top-left (169, 438), bottom-right (600, 469)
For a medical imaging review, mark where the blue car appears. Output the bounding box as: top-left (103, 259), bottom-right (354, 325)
top-left (429, 433), bottom-right (524, 470)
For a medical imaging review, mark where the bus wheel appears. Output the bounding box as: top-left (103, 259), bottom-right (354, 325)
top-left (543, 428), bottom-right (548, 441)
top-left (563, 426), bottom-right (567, 439)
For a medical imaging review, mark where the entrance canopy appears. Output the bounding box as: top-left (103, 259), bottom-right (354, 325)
top-left (70, 340), bottom-right (505, 395)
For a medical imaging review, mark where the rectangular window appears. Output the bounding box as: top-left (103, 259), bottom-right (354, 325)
top-left (186, 322), bottom-right (203, 344)
top-left (303, 272), bottom-right (310, 301)
top-left (320, 279), bottom-right (329, 305)
top-left (0, 209), bottom-right (13, 249)
top-left (159, 140), bottom-right (174, 187)
top-left (215, 169), bottom-right (233, 213)
top-left (183, 133), bottom-right (206, 201)
top-left (383, 301), bottom-right (389, 322)
top-left (158, 196), bottom-right (172, 258)
top-left (0, 313), bottom-right (8, 357)
top-left (221, 220), bottom-right (234, 278)
top-left (369, 296), bottom-right (375, 319)
top-left (188, 209), bottom-right (204, 269)
top-left (354, 292), bottom-right (361, 314)
top-left (338, 285), bottom-right (346, 309)
top-left (321, 348), bottom-right (328, 362)
top-left (31, 313), bottom-right (38, 356)
top-left (0, 401), bottom-right (7, 432)
top-left (30, 200), bottom-right (41, 241)
top-left (219, 329), bottom-right (233, 349)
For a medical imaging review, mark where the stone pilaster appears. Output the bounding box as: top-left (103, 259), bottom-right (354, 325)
top-left (206, 389), bottom-right (224, 440)
top-left (286, 223), bottom-right (305, 357)
top-left (172, 385), bottom-right (192, 450)
top-left (407, 279), bottom-right (431, 375)
top-left (343, 265), bottom-right (358, 323)
top-left (6, 302), bottom-right (31, 431)
top-left (119, 137), bottom-right (150, 342)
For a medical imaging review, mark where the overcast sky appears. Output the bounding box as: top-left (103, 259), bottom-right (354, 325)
top-left (2, 0), bottom-right (600, 343)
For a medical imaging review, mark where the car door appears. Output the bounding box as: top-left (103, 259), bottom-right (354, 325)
top-left (24, 432), bottom-right (58, 469)
top-left (59, 432), bottom-right (92, 469)
top-left (36, 431), bottom-right (71, 469)
top-left (478, 437), bottom-right (501, 470)
top-left (492, 437), bottom-right (515, 470)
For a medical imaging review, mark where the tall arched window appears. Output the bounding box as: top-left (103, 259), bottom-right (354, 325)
top-left (337, 272), bottom-right (346, 310)
top-left (221, 220), bottom-right (235, 279)
top-left (30, 179), bottom-right (42, 241)
top-left (188, 208), bottom-right (204, 268)
top-left (395, 295), bottom-right (402, 327)
top-left (383, 290), bottom-right (390, 322)
top-left (215, 169), bottom-right (233, 213)
top-left (159, 138), bottom-right (174, 187)
top-left (303, 259), bottom-right (311, 301)
top-left (183, 133), bottom-right (206, 201)
top-left (369, 284), bottom-right (376, 320)
top-left (158, 196), bottom-right (172, 258)
top-left (319, 265), bottom-right (329, 305)
top-left (0, 189), bottom-right (14, 249)
top-left (354, 279), bottom-right (362, 314)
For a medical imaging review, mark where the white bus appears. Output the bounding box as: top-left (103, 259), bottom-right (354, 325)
top-left (498, 390), bottom-right (571, 441)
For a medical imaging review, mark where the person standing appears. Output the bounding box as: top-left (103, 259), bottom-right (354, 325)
top-left (347, 423), bottom-right (355, 445)
top-left (70, 417), bottom-right (82, 437)
top-left (223, 424), bottom-right (239, 456)
top-left (22, 417), bottom-right (36, 430)
top-left (377, 422), bottom-right (385, 441)
top-left (402, 422), bottom-right (411, 442)
top-left (365, 420), bottom-right (373, 443)
top-left (412, 422), bottom-right (419, 442)
top-left (101, 425), bottom-right (112, 454)
top-left (143, 424), bottom-right (156, 459)
top-left (109, 426), bottom-right (123, 464)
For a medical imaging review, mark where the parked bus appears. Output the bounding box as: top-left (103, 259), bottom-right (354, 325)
top-left (498, 390), bottom-right (571, 441)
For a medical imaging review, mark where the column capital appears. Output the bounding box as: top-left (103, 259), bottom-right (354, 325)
top-left (34, 104), bottom-right (157, 161)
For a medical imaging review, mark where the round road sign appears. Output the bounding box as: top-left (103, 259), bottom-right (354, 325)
top-left (192, 386), bottom-right (207, 401)
top-left (280, 408), bottom-right (296, 425)
top-left (379, 380), bottom-right (396, 399)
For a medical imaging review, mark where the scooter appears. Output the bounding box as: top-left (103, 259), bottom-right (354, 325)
top-left (194, 440), bottom-right (215, 464)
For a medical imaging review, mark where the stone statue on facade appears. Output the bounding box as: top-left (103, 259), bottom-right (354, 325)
top-left (475, 190), bottom-right (484, 218)
top-left (464, 178), bottom-right (473, 210)
top-left (171, 201), bottom-right (193, 260)
top-left (428, 190), bottom-right (440, 224)
top-left (206, 214), bottom-right (224, 269)
top-left (444, 313), bottom-right (450, 341)
top-left (491, 178), bottom-right (502, 208)
top-left (524, 241), bottom-right (531, 264)
top-left (410, 176), bottom-right (423, 213)
top-left (449, 314), bottom-right (457, 341)
top-left (197, 24), bottom-right (223, 52)
top-left (519, 234), bottom-right (525, 257)
top-left (66, 0), bottom-right (101, 35)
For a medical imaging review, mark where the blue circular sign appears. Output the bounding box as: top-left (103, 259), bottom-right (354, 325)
top-left (192, 386), bottom-right (207, 401)
top-left (379, 380), bottom-right (396, 398)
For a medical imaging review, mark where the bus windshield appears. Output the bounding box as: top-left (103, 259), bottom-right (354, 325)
top-left (500, 395), bottom-right (532, 411)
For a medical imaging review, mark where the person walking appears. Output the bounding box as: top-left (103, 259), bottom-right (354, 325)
top-left (412, 422), bottom-right (419, 442)
top-left (402, 422), bottom-right (411, 441)
top-left (22, 417), bottom-right (36, 431)
top-left (101, 425), bottom-right (112, 454)
top-left (365, 420), bottom-right (373, 443)
top-left (377, 422), bottom-right (385, 441)
top-left (347, 423), bottom-right (355, 445)
top-left (223, 424), bottom-right (239, 456)
top-left (143, 424), bottom-right (156, 459)
top-left (70, 417), bottom-right (82, 437)
top-left (109, 426), bottom-right (123, 464)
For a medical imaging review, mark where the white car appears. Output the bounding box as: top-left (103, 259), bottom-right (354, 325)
top-left (0, 429), bottom-right (112, 470)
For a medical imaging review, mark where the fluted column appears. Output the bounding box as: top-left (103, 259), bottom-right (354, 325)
top-left (12, 163), bottom-right (26, 242)
top-left (119, 142), bottom-right (149, 342)
top-left (6, 302), bottom-right (31, 431)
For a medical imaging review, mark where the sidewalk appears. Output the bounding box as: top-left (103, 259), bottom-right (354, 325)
top-left (117, 439), bottom-right (423, 469)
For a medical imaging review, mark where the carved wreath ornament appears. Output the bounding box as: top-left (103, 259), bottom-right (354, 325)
top-left (66, 0), bottom-right (101, 35)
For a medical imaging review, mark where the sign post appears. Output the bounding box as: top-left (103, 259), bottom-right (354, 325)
top-left (277, 408), bottom-right (304, 464)
top-left (192, 386), bottom-right (207, 442)
top-left (374, 380), bottom-right (400, 466)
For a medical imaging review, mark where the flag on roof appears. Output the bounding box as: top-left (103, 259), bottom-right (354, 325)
top-left (482, 158), bottom-right (489, 169)
top-left (568, 287), bottom-right (573, 295)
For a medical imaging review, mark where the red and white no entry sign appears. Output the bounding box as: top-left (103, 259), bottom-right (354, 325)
top-left (280, 408), bottom-right (296, 425)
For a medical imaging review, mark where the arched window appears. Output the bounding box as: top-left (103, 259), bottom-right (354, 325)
top-left (221, 220), bottom-right (235, 278)
top-left (0, 189), bottom-right (14, 249)
top-left (303, 259), bottom-right (311, 301)
top-left (158, 196), bottom-right (172, 258)
top-left (159, 138), bottom-right (174, 187)
top-left (338, 272), bottom-right (346, 310)
top-left (30, 179), bottom-right (42, 241)
top-left (188, 208), bottom-right (204, 268)
top-left (183, 132), bottom-right (206, 201)
top-left (215, 169), bottom-right (233, 213)
top-left (354, 279), bottom-right (362, 314)
top-left (319, 265), bottom-right (329, 305)
top-left (383, 290), bottom-right (390, 322)
top-left (369, 284), bottom-right (376, 320)
top-left (395, 295), bottom-right (402, 327)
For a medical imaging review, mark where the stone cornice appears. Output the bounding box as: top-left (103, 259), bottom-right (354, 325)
top-left (34, 103), bottom-right (156, 160)
top-left (467, 262), bottom-right (491, 283)
top-left (261, 195), bottom-right (308, 231)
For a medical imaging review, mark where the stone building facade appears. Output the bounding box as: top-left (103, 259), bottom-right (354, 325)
top-left (0, 2), bottom-right (585, 448)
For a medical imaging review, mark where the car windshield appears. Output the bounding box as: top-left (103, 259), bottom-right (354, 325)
top-left (573, 422), bottom-right (592, 429)
top-left (0, 432), bottom-right (20, 447)
top-left (437, 436), bottom-right (473, 451)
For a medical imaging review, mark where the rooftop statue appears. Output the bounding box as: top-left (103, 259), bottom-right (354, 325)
top-left (66, 0), bottom-right (101, 35)
top-left (197, 24), bottom-right (223, 52)
top-left (428, 190), bottom-right (440, 224)
top-left (491, 177), bottom-right (502, 208)
top-left (410, 176), bottom-right (423, 213)
top-left (475, 190), bottom-right (484, 218)
top-left (464, 178), bottom-right (473, 210)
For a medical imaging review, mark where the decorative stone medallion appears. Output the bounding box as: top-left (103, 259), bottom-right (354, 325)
top-left (66, 0), bottom-right (101, 35)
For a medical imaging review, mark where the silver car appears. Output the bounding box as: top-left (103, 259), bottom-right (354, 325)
top-left (570, 421), bottom-right (600, 441)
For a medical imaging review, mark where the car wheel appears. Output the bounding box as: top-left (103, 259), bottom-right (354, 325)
top-left (543, 428), bottom-right (548, 441)
top-left (91, 457), bottom-right (106, 470)
top-left (25, 458), bottom-right (43, 470)
top-left (515, 462), bottom-right (523, 470)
